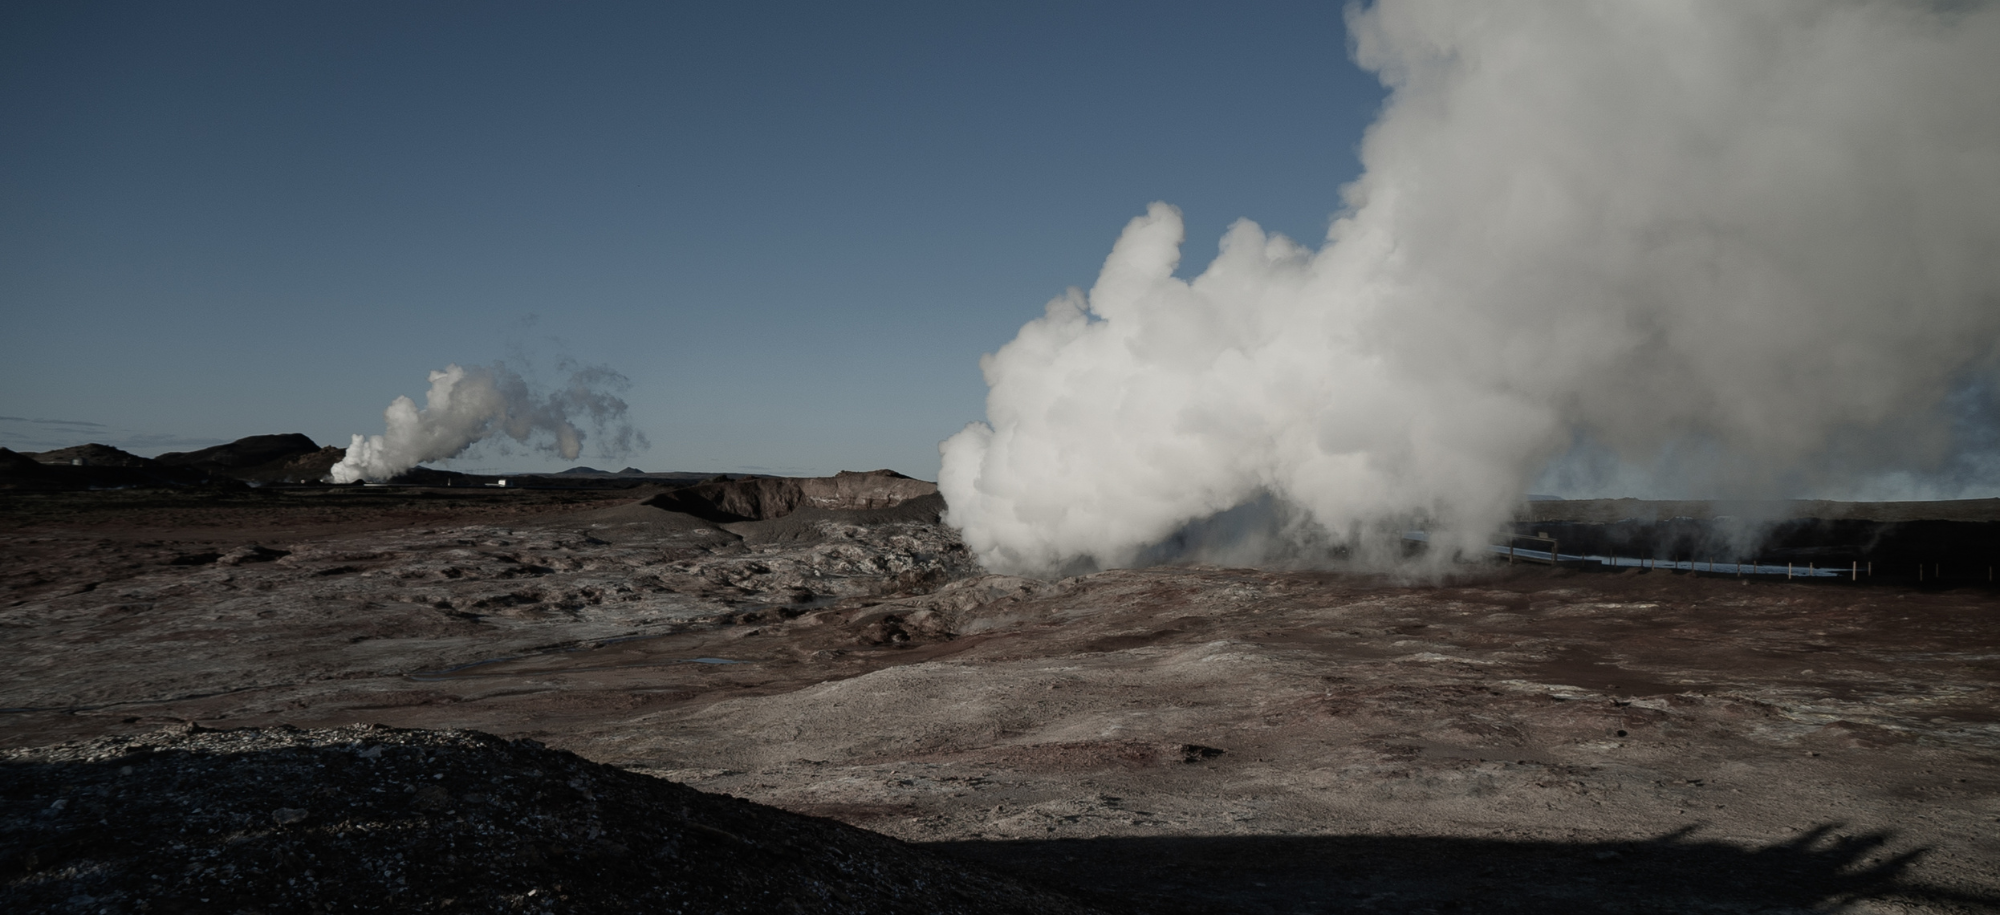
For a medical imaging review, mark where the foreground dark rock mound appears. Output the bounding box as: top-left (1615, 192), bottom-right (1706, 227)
top-left (1, 725), bottom-right (1104, 915)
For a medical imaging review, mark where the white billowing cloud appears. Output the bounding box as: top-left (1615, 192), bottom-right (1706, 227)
top-left (940, 0), bottom-right (2000, 575)
top-left (329, 362), bottom-right (645, 483)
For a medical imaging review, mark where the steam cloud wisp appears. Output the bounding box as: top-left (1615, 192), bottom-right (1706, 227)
top-left (941, 0), bottom-right (2000, 576)
top-left (329, 362), bottom-right (646, 483)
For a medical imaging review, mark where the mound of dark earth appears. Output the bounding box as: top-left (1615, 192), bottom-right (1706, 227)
top-left (1, 724), bottom-right (1105, 915)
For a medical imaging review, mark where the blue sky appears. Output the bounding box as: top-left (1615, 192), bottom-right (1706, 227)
top-left (0, 1), bottom-right (1386, 478)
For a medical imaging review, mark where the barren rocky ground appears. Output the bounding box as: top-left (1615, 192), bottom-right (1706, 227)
top-left (3, 481), bottom-right (1997, 913)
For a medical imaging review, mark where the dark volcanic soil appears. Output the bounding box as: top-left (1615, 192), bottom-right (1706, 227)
top-left (2, 723), bottom-right (1105, 914)
top-left (3, 486), bottom-right (1997, 913)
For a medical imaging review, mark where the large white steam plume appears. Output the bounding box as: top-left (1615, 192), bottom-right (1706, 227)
top-left (941, 0), bottom-right (2000, 575)
top-left (330, 362), bottom-right (646, 483)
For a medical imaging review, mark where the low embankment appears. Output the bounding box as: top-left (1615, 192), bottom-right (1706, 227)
top-left (1505, 498), bottom-right (2000, 584)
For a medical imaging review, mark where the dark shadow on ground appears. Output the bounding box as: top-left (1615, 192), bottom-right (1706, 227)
top-left (927, 827), bottom-right (1998, 914)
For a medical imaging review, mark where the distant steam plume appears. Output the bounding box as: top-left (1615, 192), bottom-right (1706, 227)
top-left (329, 362), bottom-right (646, 483)
top-left (941, 0), bottom-right (2000, 575)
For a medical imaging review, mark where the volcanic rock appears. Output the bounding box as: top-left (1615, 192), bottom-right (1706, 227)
top-left (268, 444), bottom-right (346, 483)
top-left (644, 470), bottom-right (937, 523)
top-left (0, 724), bottom-right (1106, 915)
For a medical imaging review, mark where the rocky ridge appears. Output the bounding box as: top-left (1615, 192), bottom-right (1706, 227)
top-left (0, 475), bottom-right (976, 733)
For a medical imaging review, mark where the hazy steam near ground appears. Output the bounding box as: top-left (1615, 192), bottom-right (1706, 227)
top-left (940, 0), bottom-right (2000, 576)
top-left (328, 362), bottom-right (646, 483)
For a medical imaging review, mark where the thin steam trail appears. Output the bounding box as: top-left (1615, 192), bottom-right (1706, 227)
top-left (330, 362), bottom-right (646, 483)
top-left (941, 0), bottom-right (2000, 576)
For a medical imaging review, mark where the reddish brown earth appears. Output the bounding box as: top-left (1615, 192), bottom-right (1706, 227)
top-left (3, 486), bottom-right (1997, 913)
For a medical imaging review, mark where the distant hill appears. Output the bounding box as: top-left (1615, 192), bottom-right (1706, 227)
top-left (157, 434), bottom-right (320, 471)
top-left (1, 435), bottom-right (332, 489)
top-left (2, 444), bottom-right (216, 491)
top-left (25, 443), bottom-right (159, 468)
top-left (153, 435), bottom-right (343, 484)
top-left (4, 431), bottom-right (849, 491)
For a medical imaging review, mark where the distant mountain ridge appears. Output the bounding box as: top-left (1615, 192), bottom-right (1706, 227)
top-left (2, 433), bottom-right (840, 491)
